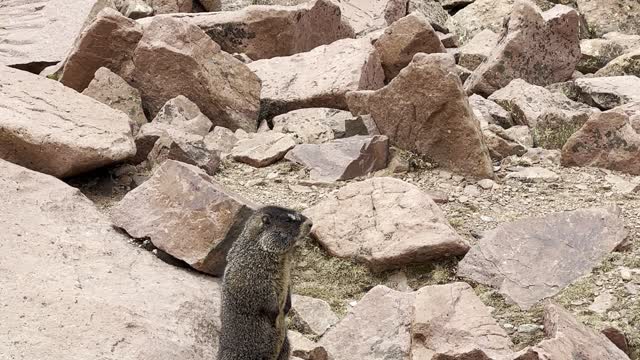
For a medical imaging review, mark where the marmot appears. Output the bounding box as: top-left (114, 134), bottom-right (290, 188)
top-left (217, 206), bottom-right (312, 360)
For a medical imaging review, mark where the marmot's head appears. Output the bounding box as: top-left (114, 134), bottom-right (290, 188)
top-left (252, 206), bottom-right (312, 255)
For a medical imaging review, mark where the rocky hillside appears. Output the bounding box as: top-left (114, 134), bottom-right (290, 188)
top-left (1, 0), bottom-right (639, 359)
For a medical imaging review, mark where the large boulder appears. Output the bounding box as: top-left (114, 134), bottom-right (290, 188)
top-left (346, 53), bottom-right (494, 179)
top-left (0, 0), bottom-right (114, 73)
top-left (337, 0), bottom-right (409, 36)
top-left (285, 135), bottom-right (389, 182)
top-left (575, 0), bottom-right (640, 38)
top-left (142, 0), bottom-right (354, 60)
top-left (596, 49), bottom-right (640, 77)
top-left (573, 76), bottom-right (640, 110)
top-left (561, 108), bottom-right (640, 175)
top-left (132, 16), bottom-right (261, 132)
top-left (59, 8), bottom-right (143, 92)
top-left (248, 38), bottom-right (384, 119)
top-left (449, 0), bottom-right (553, 44)
top-left (411, 282), bottom-right (514, 359)
top-left (82, 67), bottom-right (148, 134)
top-left (0, 159), bottom-right (221, 359)
top-left (515, 303), bottom-right (631, 359)
top-left (111, 160), bottom-right (257, 276)
top-left (319, 285), bottom-right (415, 360)
top-left (0, 66), bottom-right (135, 178)
top-left (458, 206), bottom-right (627, 309)
top-left (373, 12), bottom-right (445, 82)
top-left (465, 2), bottom-right (581, 97)
top-left (304, 177), bottom-right (469, 270)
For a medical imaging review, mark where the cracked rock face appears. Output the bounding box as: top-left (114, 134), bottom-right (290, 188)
top-left (573, 76), bottom-right (640, 110)
top-left (411, 282), bottom-right (514, 359)
top-left (0, 66), bottom-right (136, 178)
top-left (304, 177), bottom-right (469, 270)
top-left (458, 206), bottom-right (627, 310)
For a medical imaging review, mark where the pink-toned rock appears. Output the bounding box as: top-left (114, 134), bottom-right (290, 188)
top-left (0, 66), bottom-right (135, 178)
top-left (60, 8), bottom-right (143, 92)
top-left (82, 67), bottom-right (147, 134)
top-left (458, 29), bottom-right (499, 71)
top-left (337, 0), bottom-right (409, 36)
top-left (152, 95), bottom-right (213, 136)
top-left (373, 12), bottom-right (445, 82)
top-left (465, 2), bottom-right (581, 97)
top-left (289, 331), bottom-right (329, 360)
top-left (575, 0), bottom-right (640, 38)
top-left (132, 16), bottom-right (261, 131)
top-left (148, 133), bottom-right (221, 176)
top-left (204, 127), bottom-right (240, 158)
top-left (304, 177), bottom-right (469, 270)
top-left (561, 109), bottom-right (640, 175)
top-left (0, 0), bottom-right (115, 73)
top-left (347, 53), bottom-right (494, 179)
top-left (412, 282), bottom-right (514, 359)
top-left (319, 285), bottom-right (415, 360)
top-left (248, 38), bottom-right (384, 119)
top-left (469, 94), bottom-right (514, 128)
top-left (111, 160), bottom-right (257, 276)
top-left (231, 131), bottom-right (296, 167)
top-left (285, 136), bottom-right (389, 182)
top-left (272, 108), bottom-right (366, 144)
top-left (458, 206), bottom-right (627, 310)
top-left (573, 76), bottom-right (640, 110)
top-left (483, 125), bottom-right (527, 160)
top-left (143, 0), bottom-right (354, 60)
top-left (291, 295), bottom-right (339, 337)
top-left (515, 303), bottom-right (630, 359)
top-left (0, 159), bottom-right (222, 359)
top-left (146, 0), bottom-right (192, 13)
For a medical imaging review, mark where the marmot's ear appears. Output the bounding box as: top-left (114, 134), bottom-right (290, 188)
top-left (261, 214), bottom-right (271, 226)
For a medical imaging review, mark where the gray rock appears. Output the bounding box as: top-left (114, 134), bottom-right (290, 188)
top-left (304, 177), bottom-right (469, 270)
top-left (291, 295), bottom-right (339, 336)
top-left (458, 206), bottom-right (627, 309)
top-left (152, 95), bottom-right (212, 136)
top-left (204, 127), bottom-right (240, 159)
top-left (147, 134), bottom-right (221, 176)
top-left (575, 0), bottom-right (640, 38)
top-left (596, 49), bottom-right (640, 77)
top-left (146, 0), bottom-right (192, 13)
top-left (114, 0), bottom-right (154, 19)
top-left (0, 66), bottom-right (135, 178)
top-left (285, 136), bottom-right (389, 182)
top-left (82, 67), bottom-right (148, 135)
top-left (411, 282), bottom-right (514, 359)
top-left (319, 285), bottom-right (415, 360)
top-left (0, 159), bottom-right (221, 359)
top-left (272, 108), bottom-right (364, 144)
top-left (337, 0), bottom-right (409, 36)
top-left (408, 0), bottom-right (450, 33)
top-left (232, 131), bottom-right (297, 167)
top-left (574, 76), bottom-right (640, 110)
top-left (111, 160), bottom-right (257, 276)
top-left (458, 29), bottom-right (499, 71)
top-left (577, 39), bottom-right (626, 74)
top-left (506, 166), bottom-right (560, 182)
top-left (469, 93), bottom-right (514, 128)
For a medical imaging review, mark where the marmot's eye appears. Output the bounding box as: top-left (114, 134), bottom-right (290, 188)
top-left (261, 215), bottom-right (271, 225)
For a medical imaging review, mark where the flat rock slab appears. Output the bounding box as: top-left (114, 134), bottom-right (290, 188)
top-left (0, 0), bottom-right (112, 73)
top-left (232, 131), bottom-right (296, 167)
top-left (574, 76), bottom-right (640, 109)
top-left (82, 67), bottom-right (147, 134)
top-left (465, 2), bottom-right (580, 97)
top-left (458, 206), bottom-right (627, 310)
top-left (319, 285), bottom-right (415, 360)
top-left (272, 108), bottom-right (365, 144)
top-left (515, 303), bottom-right (630, 359)
top-left (304, 177), bottom-right (469, 270)
top-left (60, 8), bottom-right (143, 92)
top-left (247, 37), bottom-right (384, 119)
top-left (347, 53), bottom-right (494, 179)
top-left (0, 159), bottom-right (221, 359)
top-left (132, 16), bottom-right (261, 132)
top-left (412, 282), bottom-right (514, 359)
top-left (0, 66), bottom-right (135, 178)
top-left (285, 135), bottom-right (389, 182)
top-left (141, 0), bottom-right (353, 60)
top-left (111, 160), bottom-right (257, 276)
top-left (561, 109), bottom-right (640, 175)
